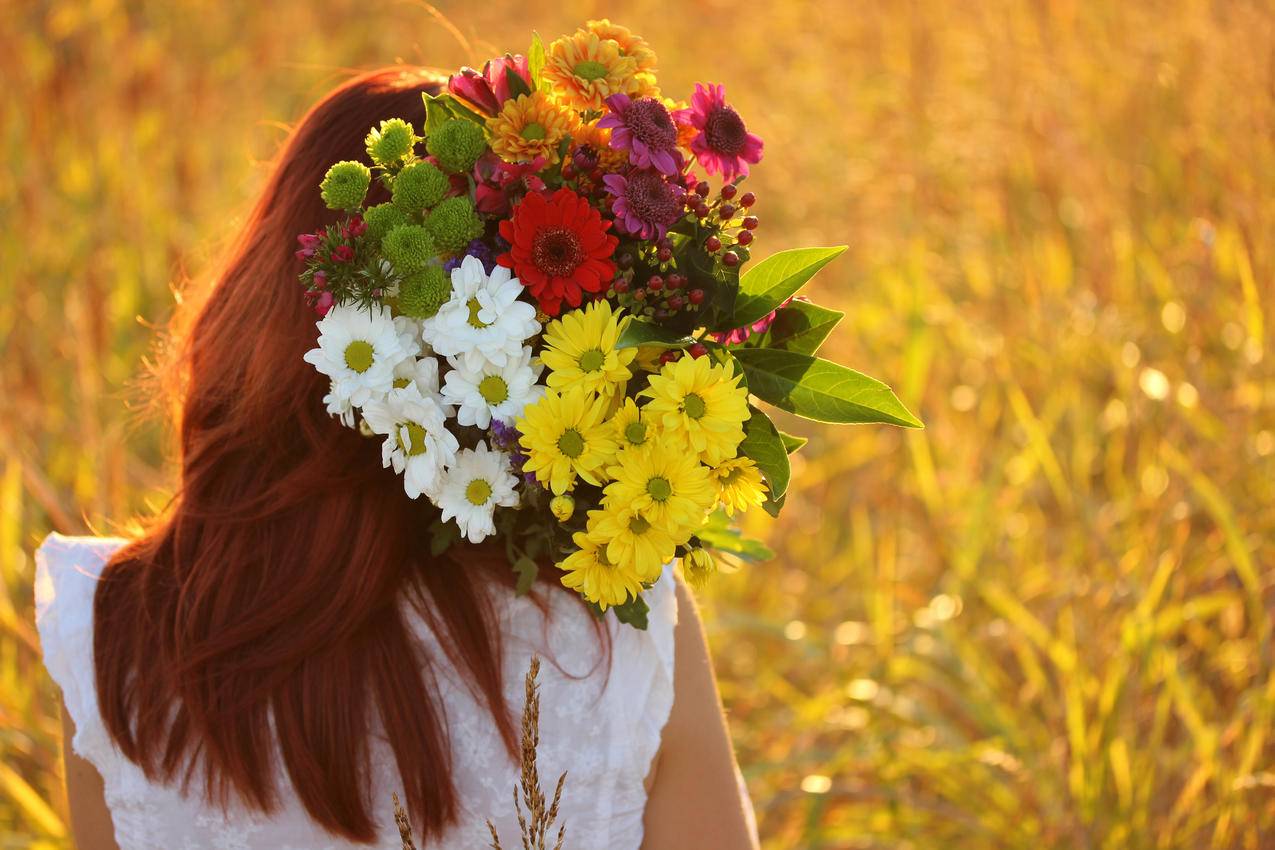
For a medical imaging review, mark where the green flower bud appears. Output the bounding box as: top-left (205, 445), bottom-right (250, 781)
top-left (381, 225), bottom-right (437, 276)
top-left (426, 119), bottom-right (487, 174)
top-left (549, 494), bottom-right (575, 522)
top-left (319, 160), bottom-right (371, 211)
top-left (365, 118), bottom-right (417, 168)
top-left (391, 161), bottom-right (449, 215)
top-left (425, 196), bottom-right (484, 254)
top-left (682, 547), bottom-right (717, 589)
top-left (363, 203), bottom-right (411, 244)
top-left (397, 265), bottom-right (451, 319)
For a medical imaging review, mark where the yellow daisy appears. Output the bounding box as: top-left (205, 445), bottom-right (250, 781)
top-left (681, 547), bottom-right (718, 589)
top-left (558, 529), bottom-right (645, 610)
top-left (610, 397), bottom-right (654, 451)
top-left (543, 31), bottom-right (640, 112)
top-left (518, 387), bottom-right (617, 495)
top-left (540, 300), bottom-right (636, 398)
top-left (712, 456), bottom-right (769, 516)
top-left (603, 437), bottom-right (716, 540)
top-left (640, 354), bottom-right (750, 466)
top-left (487, 90), bottom-right (579, 164)
top-left (587, 505), bottom-right (677, 582)
top-left (584, 19), bottom-right (660, 97)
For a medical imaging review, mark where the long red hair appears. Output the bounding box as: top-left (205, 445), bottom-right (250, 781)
top-left (92, 68), bottom-right (575, 842)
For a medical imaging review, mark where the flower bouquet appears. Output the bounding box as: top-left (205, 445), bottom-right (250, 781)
top-left (296, 20), bottom-right (921, 628)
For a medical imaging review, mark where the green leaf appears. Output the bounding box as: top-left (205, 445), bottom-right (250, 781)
top-left (615, 318), bottom-right (694, 350)
top-left (751, 300), bottom-right (844, 355)
top-left (779, 430), bottom-right (808, 454)
top-left (422, 92), bottom-right (454, 137)
top-left (761, 490), bottom-right (787, 518)
top-left (732, 246), bottom-right (847, 327)
top-left (732, 348), bottom-right (923, 427)
top-left (697, 508), bottom-right (775, 562)
top-left (528, 32), bottom-right (546, 89)
top-left (504, 64), bottom-right (533, 100)
top-left (513, 556), bottom-right (538, 596)
top-left (428, 518), bottom-right (460, 556)
top-left (737, 405), bottom-right (791, 500)
top-left (611, 593), bottom-right (650, 630)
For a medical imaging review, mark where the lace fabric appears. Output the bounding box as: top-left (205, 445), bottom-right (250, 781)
top-left (34, 532), bottom-right (678, 849)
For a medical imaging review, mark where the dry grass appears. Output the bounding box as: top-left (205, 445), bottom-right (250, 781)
top-left (1, 1), bottom-right (1273, 848)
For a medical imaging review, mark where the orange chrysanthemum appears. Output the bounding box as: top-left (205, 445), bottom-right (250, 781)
top-left (486, 90), bottom-right (579, 164)
top-left (543, 32), bottom-right (641, 112)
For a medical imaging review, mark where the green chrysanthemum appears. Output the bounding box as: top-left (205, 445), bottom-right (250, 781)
top-left (363, 203), bottom-right (411, 244)
top-left (381, 225), bottom-right (438, 275)
top-left (319, 161), bottom-right (371, 211)
top-left (398, 265), bottom-right (452, 318)
top-left (426, 119), bottom-right (487, 174)
top-left (365, 118), bottom-right (417, 169)
top-left (391, 161), bottom-right (449, 215)
top-left (425, 196), bottom-right (484, 253)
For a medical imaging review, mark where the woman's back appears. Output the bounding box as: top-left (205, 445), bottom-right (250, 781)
top-left (36, 532), bottom-right (678, 849)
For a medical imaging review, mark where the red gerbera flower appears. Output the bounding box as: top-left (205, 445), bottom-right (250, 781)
top-left (497, 188), bottom-right (618, 316)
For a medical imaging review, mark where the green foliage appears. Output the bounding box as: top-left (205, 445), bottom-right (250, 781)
top-left (528, 32), bottom-right (546, 90)
top-left (696, 508), bottom-right (775, 563)
top-left (391, 160), bottom-right (448, 215)
top-left (733, 347), bottom-right (922, 427)
top-left (425, 196), bottom-right (483, 253)
top-left (397, 265), bottom-right (450, 318)
top-left (747, 299), bottom-right (844, 355)
top-left (425, 118), bottom-right (487, 174)
top-left (318, 160), bottom-right (371, 211)
top-left (737, 406), bottom-right (791, 502)
top-left (380, 224), bottom-right (436, 275)
top-left (731, 246), bottom-right (847, 327)
top-left (614, 317), bottom-right (694, 350)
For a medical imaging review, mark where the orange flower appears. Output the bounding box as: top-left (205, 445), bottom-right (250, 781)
top-left (544, 31), bottom-right (641, 112)
top-left (486, 90), bottom-right (579, 164)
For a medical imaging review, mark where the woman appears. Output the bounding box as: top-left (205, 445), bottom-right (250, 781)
top-left (35, 68), bottom-right (757, 850)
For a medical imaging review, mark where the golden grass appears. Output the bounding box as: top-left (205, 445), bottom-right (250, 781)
top-left (1, 1), bottom-right (1273, 847)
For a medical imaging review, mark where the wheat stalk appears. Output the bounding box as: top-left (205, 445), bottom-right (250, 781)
top-left (396, 656), bottom-right (566, 850)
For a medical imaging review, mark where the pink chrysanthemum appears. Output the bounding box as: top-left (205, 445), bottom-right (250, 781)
top-left (602, 169), bottom-right (686, 240)
top-left (597, 93), bottom-right (681, 176)
top-left (676, 83), bottom-right (763, 180)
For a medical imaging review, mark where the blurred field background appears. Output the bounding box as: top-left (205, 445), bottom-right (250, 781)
top-left (2, 0), bottom-right (1273, 847)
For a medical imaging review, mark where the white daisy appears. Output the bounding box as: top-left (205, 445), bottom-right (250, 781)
top-left (303, 303), bottom-right (411, 412)
top-left (392, 355), bottom-right (452, 416)
top-left (422, 255), bottom-right (540, 372)
top-left (361, 384), bottom-right (459, 500)
top-left (322, 381), bottom-right (356, 428)
top-left (393, 314), bottom-right (425, 355)
top-left (440, 345), bottom-right (545, 429)
top-left (437, 441), bottom-right (520, 543)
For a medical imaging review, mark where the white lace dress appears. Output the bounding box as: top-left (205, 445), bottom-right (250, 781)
top-left (34, 532), bottom-right (681, 850)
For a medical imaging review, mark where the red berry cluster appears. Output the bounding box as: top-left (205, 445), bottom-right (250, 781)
top-left (608, 236), bottom-right (708, 322)
top-left (688, 181), bottom-right (758, 268)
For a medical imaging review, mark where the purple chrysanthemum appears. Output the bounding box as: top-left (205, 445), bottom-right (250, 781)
top-left (598, 94), bottom-right (682, 176)
top-left (675, 83), bottom-right (764, 180)
top-left (602, 169), bottom-right (686, 240)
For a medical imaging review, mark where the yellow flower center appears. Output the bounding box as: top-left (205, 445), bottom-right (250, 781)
top-left (465, 478), bottom-right (493, 506)
top-left (392, 377), bottom-right (411, 389)
top-left (396, 422), bottom-right (428, 457)
top-left (573, 60), bottom-right (609, 81)
top-left (578, 348), bottom-right (606, 372)
top-left (719, 465), bottom-right (744, 485)
top-left (557, 428), bottom-right (585, 459)
top-left (467, 297), bottom-right (491, 329)
top-left (646, 476), bottom-right (672, 502)
top-left (627, 515), bottom-right (652, 535)
top-left (478, 375), bottom-right (509, 405)
top-left (682, 392), bottom-right (707, 420)
top-left (520, 122), bottom-right (547, 141)
top-left (344, 340), bottom-right (375, 373)
top-left (624, 420), bottom-right (647, 445)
